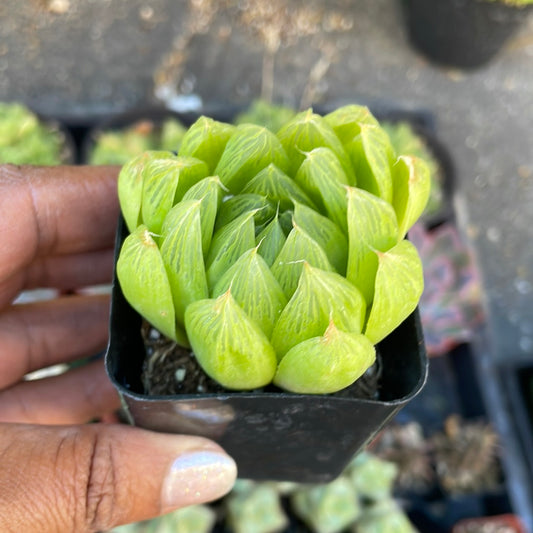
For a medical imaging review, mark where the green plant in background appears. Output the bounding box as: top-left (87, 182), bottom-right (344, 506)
top-left (354, 499), bottom-right (418, 533)
top-left (0, 102), bottom-right (67, 164)
top-left (484, 0), bottom-right (533, 6)
top-left (381, 121), bottom-right (444, 220)
top-left (234, 99), bottom-right (298, 133)
top-left (117, 104), bottom-right (430, 394)
top-left (291, 476), bottom-right (361, 533)
top-left (225, 480), bottom-right (289, 533)
top-left (344, 452), bottom-right (398, 502)
top-left (111, 504), bottom-right (216, 533)
top-left (89, 118), bottom-right (187, 165)
top-left (90, 122), bottom-right (154, 165)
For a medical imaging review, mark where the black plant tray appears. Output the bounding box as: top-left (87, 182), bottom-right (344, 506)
top-left (105, 217), bottom-right (428, 483)
top-left (502, 362), bottom-right (533, 484)
top-left (472, 342), bottom-right (533, 531)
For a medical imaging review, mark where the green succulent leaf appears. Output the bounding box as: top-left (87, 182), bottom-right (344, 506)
top-left (392, 155), bottom-right (431, 239)
top-left (214, 124), bottom-right (290, 193)
top-left (117, 150), bottom-right (176, 233)
top-left (206, 211), bottom-right (256, 290)
top-left (141, 156), bottom-right (208, 234)
top-left (184, 291), bottom-right (277, 390)
top-left (271, 263), bottom-right (366, 358)
top-left (256, 214), bottom-right (287, 267)
top-left (293, 202), bottom-right (348, 275)
top-left (117, 225), bottom-right (187, 345)
top-left (178, 116), bottom-right (235, 173)
top-left (346, 124), bottom-right (395, 203)
top-left (274, 322), bottom-right (375, 394)
top-left (276, 109), bottom-right (356, 183)
top-left (241, 163), bottom-right (316, 211)
top-left (271, 223), bottom-right (334, 299)
top-left (160, 201), bottom-right (208, 326)
top-left (215, 193), bottom-right (275, 231)
top-left (212, 247), bottom-right (287, 338)
top-left (365, 239), bottom-right (424, 344)
top-left (294, 147), bottom-right (350, 232)
top-left (324, 104), bottom-right (379, 145)
top-left (346, 187), bottom-right (399, 304)
top-left (181, 176), bottom-right (225, 254)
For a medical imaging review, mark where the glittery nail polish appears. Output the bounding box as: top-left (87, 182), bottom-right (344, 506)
top-left (162, 450), bottom-right (237, 512)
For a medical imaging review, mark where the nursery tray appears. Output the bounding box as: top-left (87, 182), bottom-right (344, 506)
top-left (106, 218), bottom-right (428, 483)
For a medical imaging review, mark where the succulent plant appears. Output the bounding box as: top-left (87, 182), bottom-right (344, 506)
top-left (89, 118), bottom-right (187, 165)
top-left (109, 504), bottom-right (216, 533)
top-left (344, 452), bottom-right (398, 502)
top-left (117, 105), bottom-right (429, 394)
top-left (225, 481), bottom-right (289, 533)
top-left (291, 476), bottom-right (361, 533)
top-left (352, 499), bottom-right (418, 533)
top-left (0, 102), bottom-right (67, 165)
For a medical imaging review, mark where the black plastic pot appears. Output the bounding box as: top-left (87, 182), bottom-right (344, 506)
top-left (105, 217), bottom-right (428, 483)
top-left (401, 0), bottom-right (528, 69)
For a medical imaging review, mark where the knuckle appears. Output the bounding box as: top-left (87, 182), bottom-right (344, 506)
top-left (76, 429), bottom-right (119, 532)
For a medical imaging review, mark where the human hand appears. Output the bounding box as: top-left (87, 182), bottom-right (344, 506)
top-left (0, 165), bottom-right (237, 532)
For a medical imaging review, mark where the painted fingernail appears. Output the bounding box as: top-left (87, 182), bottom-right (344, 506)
top-left (162, 450), bottom-right (237, 512)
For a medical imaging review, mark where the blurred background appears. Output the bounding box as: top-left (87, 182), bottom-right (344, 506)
top-left (1, 0), bottom-right (532, 531)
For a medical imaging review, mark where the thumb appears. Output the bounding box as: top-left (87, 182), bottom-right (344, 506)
top-left (0, 423), bottom-right (237, 533)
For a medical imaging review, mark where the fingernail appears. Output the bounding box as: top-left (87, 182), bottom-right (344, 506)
top-left (162, 450), bottom-right (237, 512)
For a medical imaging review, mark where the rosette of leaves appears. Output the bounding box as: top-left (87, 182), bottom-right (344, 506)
top-left (352, 499), bottom-right (418, 533)
top-left (291, 477), bottom-right (361, 533)
top-left (225, 480), bottom-right (289, 533)
top-left (0, 102), bottom-right (67, 164)
top-left (344, 452), bottom-right (398, 502)
top-left (117, 105), bottom-right (430, 394)
top-left (89, 118), bottom-right (187, 165)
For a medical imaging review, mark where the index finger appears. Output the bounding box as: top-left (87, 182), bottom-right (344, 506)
top-left (0, 164), bottom-right (120, 288)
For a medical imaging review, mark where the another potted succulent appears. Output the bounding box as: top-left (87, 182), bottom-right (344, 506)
top-left (106, 104), bottom-right (429, 482)
top-left (0, 101), bottom-right (74, 164)
top-left (85, 109), bottom-right (188, 165)
top-left (401, 0), bottom-right (533, 69)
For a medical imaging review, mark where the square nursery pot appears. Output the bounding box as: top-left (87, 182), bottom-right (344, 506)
top-left (106, 217), bottom-right (428, 483)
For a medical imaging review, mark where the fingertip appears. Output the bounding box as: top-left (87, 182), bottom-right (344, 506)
top-left (161, 449), bottom-right (238, 513)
